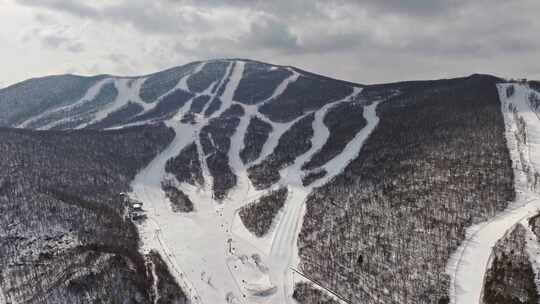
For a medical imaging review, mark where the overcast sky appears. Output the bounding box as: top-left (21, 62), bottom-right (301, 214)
top-left (1, 0), bottom-right (539, 87)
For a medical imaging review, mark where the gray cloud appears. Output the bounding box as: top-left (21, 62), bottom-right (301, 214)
top-left (17, 0), bottom-right (99, 18)
top-left (8, 0), bottom-right (540, 84)
top-left (19, 24), bottom-right (86, 53)
top-left (16, 0), bottom-right (199, 34)
top-left (351, 0), bottom-right (466, 17)
top-left (241, 16), bottom-right (300, 52)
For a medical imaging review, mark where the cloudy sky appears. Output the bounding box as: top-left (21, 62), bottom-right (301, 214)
top-left (1, 0), bottom-right (539, 87)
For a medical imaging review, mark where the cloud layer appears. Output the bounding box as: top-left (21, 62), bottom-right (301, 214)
top-left (2, 0), bottom-right (539, 86)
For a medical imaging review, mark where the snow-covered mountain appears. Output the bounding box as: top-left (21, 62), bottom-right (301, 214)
top-left (2, 59), bottom-right (540, 304)
top-left (0, 59), bottom-right (361, 130)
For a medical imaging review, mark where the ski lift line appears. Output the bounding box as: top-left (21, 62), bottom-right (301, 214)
top-left (289, 267), bottom-right (352, 304)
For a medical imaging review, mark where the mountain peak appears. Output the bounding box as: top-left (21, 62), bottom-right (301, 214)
top-left (0, 59), bottom-right (362, 129)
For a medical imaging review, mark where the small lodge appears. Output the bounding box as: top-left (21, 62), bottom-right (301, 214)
top-left (132, 202), bottom-right (143, 211)
top-left (118, 193), bottom-right (145, 220)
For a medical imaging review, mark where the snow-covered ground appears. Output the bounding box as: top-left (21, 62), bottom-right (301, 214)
top-left (447, 83), bottom-right (540, 304)
top-left (122, 59), bottom-right (383, 303)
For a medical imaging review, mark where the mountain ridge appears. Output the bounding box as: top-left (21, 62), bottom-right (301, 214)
top-left (1, 58), bottom-right (364, 91)
top-left (3, 61), bottom-right (511, 93)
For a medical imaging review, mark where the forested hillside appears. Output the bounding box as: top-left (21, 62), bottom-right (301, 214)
top-left (296, 75), bottom-right (514, 303)
top-left (0, 124), bottom-right (186, 303)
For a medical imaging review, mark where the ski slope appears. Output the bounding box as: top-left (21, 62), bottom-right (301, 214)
top-left (267, 99), bottom-right (379, 304)
top-left (447, 83), bottom-right (540, 304)
top-left (123, 59), bottom-right (382, 303)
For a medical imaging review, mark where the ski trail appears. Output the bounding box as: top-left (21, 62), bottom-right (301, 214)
top-left (249, 72), bottom-right (301, 166)
top-left (216, 62), bottom-right (245, 118)
top-left (129, 60), bottom-right (369, 304)
top-left (447, 196), bottom-right (540, 304)
top-left (251, 118), bottom-right (300, 166)
top-left (259, 71), bottom-right (300, 107)
top-left (132, 61), bottom-right (254, 304)
top-left (76, 78), bottom-right (147, 129)
top-left (227, 105), bottom-right (254, 200)
top-left (131, 123), bottom-right (201, 300)
top-left (447, 83), bottom-right (540, 304)
top-left (280, 88), bottom-right (362, 187)
top-left (118, 63), bottom-right (206, 129)
top-left (38, 79), bottom-right (116, 130)
top-left (17, 78), bottom-right (111, 129)
top-left (506, 86), bottom-right (540, 187)
top-left (314, 100), bottom-right (379, 187)
top-left (268, 97), bottom-right (386, 304)
top-left (195, 133), bottom-right (213, 193)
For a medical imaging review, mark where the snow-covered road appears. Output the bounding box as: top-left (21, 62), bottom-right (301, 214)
top-left (448, 83), bottom-right (540, 304)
